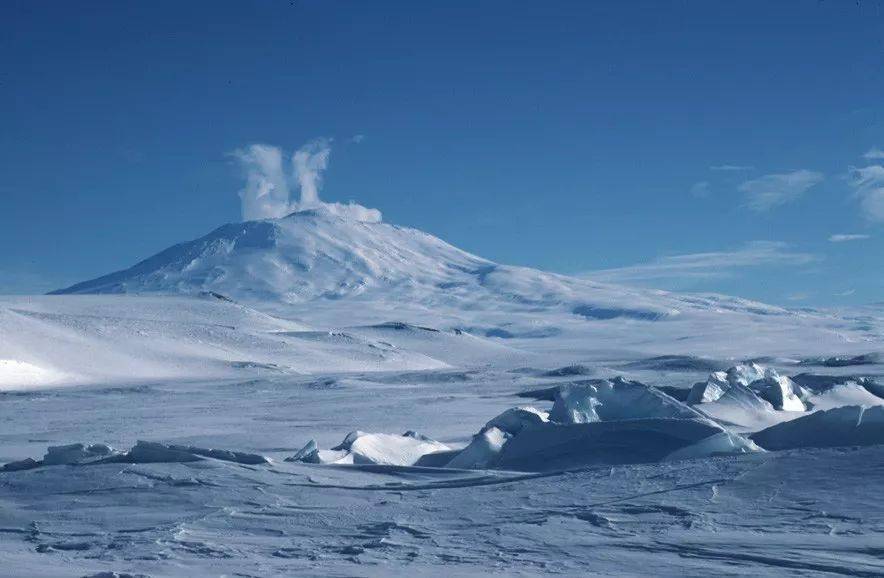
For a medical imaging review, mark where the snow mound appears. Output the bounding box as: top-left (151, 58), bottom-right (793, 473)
top-left (806, 382), bottom-right (884, 411)
top-left (445, 427), bottom-right (510, 470)
top-left (549, 377), bottom-right (702, 424)
top-left (751, 405), bottom-right (884, 450)
top-left (664, 431), bottom-right (763, 461)
top-left (792, 373), bottom-right (884, 401)
top-left (289, 431), bottom-right (451, 467)
top-left (444, 406), bottom-right (550, 469)
top-left (485, 406), bottom-right (550, 434)
top-left (494, 418), bottom-right (730, 471)
top-left (792, 375), bottom-right (884, 411)
top-left (0, 359), bottom-right (72, 390)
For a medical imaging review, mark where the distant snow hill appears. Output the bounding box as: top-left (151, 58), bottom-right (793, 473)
top-left (50, 204), bottom-right (880, 356)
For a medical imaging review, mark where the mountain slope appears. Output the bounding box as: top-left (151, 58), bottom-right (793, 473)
top-left (51, 205), bottom-right (882, 359)
top-left (53, 206), bottom-right (490, 304)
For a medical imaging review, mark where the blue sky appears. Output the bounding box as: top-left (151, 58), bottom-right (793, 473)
top-left (1, 0), bottom-right (882, 305)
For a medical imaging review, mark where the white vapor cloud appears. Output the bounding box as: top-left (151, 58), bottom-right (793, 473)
top-left (234, 144), bottom-right (290, 220)
top-left (863, 147), bottom-right (884, 160)
top-left (828, 233), bottom-right (870, 243)
top-left (585, 241), bottom-right (818, 287)
top-left (738, 169), bottom-right (824, 212)
top-left (710, 164), bottom-right (754, 172)
top-left (849, 165), bottom-right (884, 222)
top-left (233, 139), bottom-right (382, 223)
top-left (292, 138), bottom-right (332, 208)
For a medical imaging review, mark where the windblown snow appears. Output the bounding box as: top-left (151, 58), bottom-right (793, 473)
top-left (3, 205), bottom-right (884, 576)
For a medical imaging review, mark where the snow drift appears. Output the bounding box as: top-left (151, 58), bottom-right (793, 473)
top-left (288, 431), bottom-right (452, 467)
top-left (751, 405), bottom-right (884, 451)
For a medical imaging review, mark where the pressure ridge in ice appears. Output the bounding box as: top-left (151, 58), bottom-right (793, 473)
top-left (288, 367), bottom-right (884, 472)
top-left (1, 441), bottom-right (269, 472)
top-left (290, 378), bottom-right (762, 471)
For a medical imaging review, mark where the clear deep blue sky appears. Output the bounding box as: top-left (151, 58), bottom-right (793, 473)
top-left (2, 0), bottom-right (883, 305)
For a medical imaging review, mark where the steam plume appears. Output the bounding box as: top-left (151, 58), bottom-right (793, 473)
top-left (292, 138), bottom-right (331, 207)
top-left (233, 138), bottom-right (381, 223)
top-left (234, 144), bottom-right (290, 220)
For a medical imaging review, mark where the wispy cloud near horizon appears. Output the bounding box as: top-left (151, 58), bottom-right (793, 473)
top-left (828, 233), bottom-right (870, 243)
top-left (710, 164), bottom-right (754, 172)
top-left (849, 165), bottom-right (884, 222)
top-left (738, 170), bottom-right (824, 212)
top-left (584, 241), bottom-right (818, 287)
top-left (863, 147), bottom-right (884, 160)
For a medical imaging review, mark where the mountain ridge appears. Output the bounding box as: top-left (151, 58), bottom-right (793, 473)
top-left (48, 204), bottom-right (881, 358)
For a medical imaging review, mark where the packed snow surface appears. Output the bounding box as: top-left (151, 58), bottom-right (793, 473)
top-left (2, 209), bottom-right (884, 576)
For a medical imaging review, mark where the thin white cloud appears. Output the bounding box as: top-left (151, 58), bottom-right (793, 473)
top-left (690, 181), bottom-right (710, 198)
top-left (710, 164), bottom-right (754, 172)
top-left (863, 147), bottom-right (884, 160)
top-left (828, 233), bottom-right (870, 243)
top-left (585, 241), bottom-right (818, 286)
top-left (849, 165), bottom-right (884, 222)
top-left (349, 134), bottom-right (365, 143)
top-left (738, 170), bottom-right (824, 212)
top-left (836, 289), bottom-right (856, 297)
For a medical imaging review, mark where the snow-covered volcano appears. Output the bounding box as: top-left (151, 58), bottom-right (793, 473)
top-left (54, 204), bottom-right (493, 304)
top-left (51, 204), bottom-right (879, 358)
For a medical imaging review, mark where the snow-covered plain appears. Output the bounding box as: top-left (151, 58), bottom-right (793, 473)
top-left (2, 206), bottom-right (884, 576)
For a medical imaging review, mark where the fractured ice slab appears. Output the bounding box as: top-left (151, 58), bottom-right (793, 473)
top-left (549, 377), bottom-right (701, 424)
